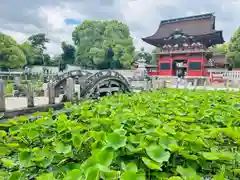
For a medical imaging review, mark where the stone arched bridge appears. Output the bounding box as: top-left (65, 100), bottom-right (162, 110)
top-left (6, 70), bottom-right (132, 110)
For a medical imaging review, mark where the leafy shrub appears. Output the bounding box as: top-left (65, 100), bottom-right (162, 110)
top-left (0, 89), bottom-right (240, 179)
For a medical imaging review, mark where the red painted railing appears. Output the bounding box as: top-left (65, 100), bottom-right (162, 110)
top-left (148, 72), bottom-right (159, 76)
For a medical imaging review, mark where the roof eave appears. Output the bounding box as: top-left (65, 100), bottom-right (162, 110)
top-left (142, 31), bottom-right (224, 47)
top-left (142, 37), bottom-right (160, 47)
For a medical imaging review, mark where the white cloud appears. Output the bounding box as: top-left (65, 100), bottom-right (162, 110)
top-left (0, 28), bottom-right (28, 43)
top-left (0, 0), bottom-right (239, 55)
top-left (36, 5), bottom-right (87, 54)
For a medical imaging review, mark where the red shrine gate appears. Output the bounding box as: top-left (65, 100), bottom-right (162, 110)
top-left (155, 51), bottom-right (209, 77)
top-left (142, 13), bottom-right (228, 78)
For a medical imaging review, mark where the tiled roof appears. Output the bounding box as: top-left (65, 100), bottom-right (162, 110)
top-left (142, 13), bottom-right (224, 47)
top-left (144, 13), bottom-right (216, 39)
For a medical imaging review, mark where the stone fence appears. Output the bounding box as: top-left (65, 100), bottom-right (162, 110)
top-left (0, 78), bottom-right (79, 119)
top-left (1, 75), bottom-right (240, 119)
top-left (131, 76), bottom-right (240, 91)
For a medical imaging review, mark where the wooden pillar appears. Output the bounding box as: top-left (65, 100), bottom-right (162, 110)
top-left (0, 80), bottom-right (5, 112)
top-left (26, 83), bottom-right (34, 107)
top-left (66, 78), bottom-right (74, 101)
top-left (48, 82), bottom-right (55, 104)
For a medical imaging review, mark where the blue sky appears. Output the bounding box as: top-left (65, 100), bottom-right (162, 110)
top-left (64, 18), bottom-right (82, 25)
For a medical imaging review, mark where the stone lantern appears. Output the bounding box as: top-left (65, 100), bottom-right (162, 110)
top-left (133, 57), bottom-right (148, 81)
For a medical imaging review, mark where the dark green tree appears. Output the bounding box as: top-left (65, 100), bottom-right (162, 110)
top-left (27, 33), bottom-right (51, 65)
top-left (43, 54), bottom-right (51, 65)
top-left (0, 33), bottom-right (26, 69)
top-left (61, 41), bottom-right (76, 65)
top-left (28, 33), bottom-right (49, 51)
top-left (151, 48), bottom-right (157, 65)
top-left (72, 20), bottom-right (135, 69)
top-left (51, 55), bottom-right (62, 66)
top-left (210, 43), bottom-right (229, 54)
top-left (227, 27), bottom-right (240, 67)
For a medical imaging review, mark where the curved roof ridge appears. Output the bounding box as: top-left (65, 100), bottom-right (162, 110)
top-left (161, 13), bottom-right (215, 25)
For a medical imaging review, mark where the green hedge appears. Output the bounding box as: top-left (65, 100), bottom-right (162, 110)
top-left (0, 89), bottom-right (239, 179)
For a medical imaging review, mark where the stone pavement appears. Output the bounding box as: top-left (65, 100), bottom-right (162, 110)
top-left (5, 97), bottom-right (60, 111)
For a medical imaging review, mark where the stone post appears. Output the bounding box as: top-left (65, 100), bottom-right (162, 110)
top-left (193, 79), bottom-right (198, 90)
top-left (238, 80), bottom-right (240, 89)
top-left (26, 83), bottom-right (34, 107)
top-left (156, 80), bottom-right (161, 89)
top-left (152, 80), bottom-right (156, 89)
top-left (43, 76), bottom-right (49, 97)
top-left (147, 80), bottom-right (152, 90)
top-left (184, 79), bottom-right (188, 89)
top-left (14, 76), bottom-right (21, 86)
top-left (163, 80), bottom-right (167, 88)
top-left (203, 78), bottom-right (207, 90)
top-left (144, 80), bottom-right (149, 90)
top-left (176, 78), bottom-right (180, 88)
top-left (60, 86), bottom-right (64, 95)
top-left (74, 82), bottom-right (81, 100)
top-left (48, 82), bottom-right (55, 104)
top-left (66, 78), bottom-right (74, 101)
top-left (226, 79), bottom-right (230, 88)
top-left (43, 83), bottom-right (48, 97)
top-left (233, 79), bottom-right (238, 88)
top-left (155, 80), bottom-right (159, 89)
top-left (95, 85), bottom-right (101, 98)
top-left (0, 80), bottom-right (5, 112)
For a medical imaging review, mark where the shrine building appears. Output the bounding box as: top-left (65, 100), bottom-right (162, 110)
top-left (142, 13), bottom-right (228, 77)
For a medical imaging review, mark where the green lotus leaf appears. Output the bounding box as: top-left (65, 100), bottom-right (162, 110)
top-left (106, 132), bottom-right (127, 150)
top-left (142, 157), bottom-right (162, 170)
top-left (145, 144), bottom-right (170, 163)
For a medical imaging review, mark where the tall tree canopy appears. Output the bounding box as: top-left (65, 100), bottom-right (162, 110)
top-left (72, 20), bottom-right (135, 69)
top-left (0, 33), bottom-right (26, 69)
top-left (209, 27), bottom-right (240, 67)
top-left (28, 33), bottom-right (49, 51)
top-left (61, 41), bottom-right (76, 65)
top-left (26, 33), bottom-right (51, 65)
top-left (151, 48), bottom-right (158, 65)
top-left (227, 27), bottom-right (240, 67)
top-left (18, 42), bottom-right (41, 65)
top-left (210, 43), bottom-right (229, 54)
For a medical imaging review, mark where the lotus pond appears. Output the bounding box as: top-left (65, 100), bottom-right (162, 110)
top-left (0, 89), bottom-right (240, 179)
